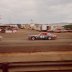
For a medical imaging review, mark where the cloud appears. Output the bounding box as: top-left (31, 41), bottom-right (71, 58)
top-left (0, 0), bottom-right (72, 23)
top-left (33, 0), bottom-right (72, 23)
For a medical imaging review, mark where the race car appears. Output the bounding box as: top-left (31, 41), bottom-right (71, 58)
top-left (28, 32), bottom-right (57, 40)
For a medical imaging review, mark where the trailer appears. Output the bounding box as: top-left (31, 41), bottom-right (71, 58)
top-left (40, 24), bottom-right (51, 32)
top-left (41, 25), bottom-right (47, 31)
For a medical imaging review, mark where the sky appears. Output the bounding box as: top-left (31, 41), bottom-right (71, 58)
top-left (0, 0), bottom-right (72, 24)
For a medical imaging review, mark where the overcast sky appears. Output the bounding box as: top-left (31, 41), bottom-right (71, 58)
top-left (0, 0), bottom-right (72, 24)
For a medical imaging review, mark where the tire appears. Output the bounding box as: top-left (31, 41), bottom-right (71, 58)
top-left (31, 37), bottom-right (35, 40)
top-left (48, 37), bottom-right (52, 40)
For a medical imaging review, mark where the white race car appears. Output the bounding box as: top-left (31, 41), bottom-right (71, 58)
top-left (28, 32), bottom-right (57, 40)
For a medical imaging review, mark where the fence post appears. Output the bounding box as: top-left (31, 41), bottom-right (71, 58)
top-left (2, 63), bottom-right (9, 72)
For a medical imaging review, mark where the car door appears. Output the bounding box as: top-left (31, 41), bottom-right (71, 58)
top-left (39, 33), bottom-right (47, 40)
top-left (39, 35), bottom-right (45, 39)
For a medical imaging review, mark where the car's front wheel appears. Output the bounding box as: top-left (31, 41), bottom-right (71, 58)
top-left (31, 37), bottom-right (36, 40)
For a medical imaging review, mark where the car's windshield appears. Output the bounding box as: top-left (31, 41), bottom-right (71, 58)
top-left (38, 32), bottom-right (47, 36)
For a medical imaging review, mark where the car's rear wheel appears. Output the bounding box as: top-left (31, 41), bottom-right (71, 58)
top-left (48, 37), bottom-right (52, 40)
top-left (31, 37), bottom-right (35, 40)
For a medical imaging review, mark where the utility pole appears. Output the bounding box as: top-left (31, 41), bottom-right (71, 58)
top-left (30, 19), bottom-right (33, 24)
top-left (0, 15), bottom-right (2, 24)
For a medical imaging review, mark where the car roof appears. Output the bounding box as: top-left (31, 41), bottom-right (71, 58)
top-left (40, 32), bottom-right (48, 35)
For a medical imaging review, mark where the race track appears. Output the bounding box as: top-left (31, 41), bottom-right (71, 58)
top-left (0, 30), bottom-right (72, 53)
top-left (0, 39), bottom-right (72, 53)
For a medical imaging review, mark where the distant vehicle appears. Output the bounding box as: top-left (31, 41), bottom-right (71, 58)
top-left (67, 30), bottom-right (72, 32)
top-left (28, 32), bottom-right (57, 40)
top-left (53, 29), bottom-right (62, 33)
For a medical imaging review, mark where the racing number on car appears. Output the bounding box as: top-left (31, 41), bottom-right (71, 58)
top-left (40, 35), bottom-right (45, 38)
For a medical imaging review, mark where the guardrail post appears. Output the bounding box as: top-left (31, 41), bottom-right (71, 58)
top-left (2, 63), bottom-right (9, 72)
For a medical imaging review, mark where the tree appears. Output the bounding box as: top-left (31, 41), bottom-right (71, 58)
top-left (63, 24), bottom-right (72, 30)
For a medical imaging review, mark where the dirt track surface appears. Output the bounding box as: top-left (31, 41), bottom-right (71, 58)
top-left (0, 39), bottom-right (72, 53)
top-left (0, 29), bottom-right (72, 53)
top-left (0, 52), bottom-right (72, 62)
top-left (0, 30), bottom-right (72, 72)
